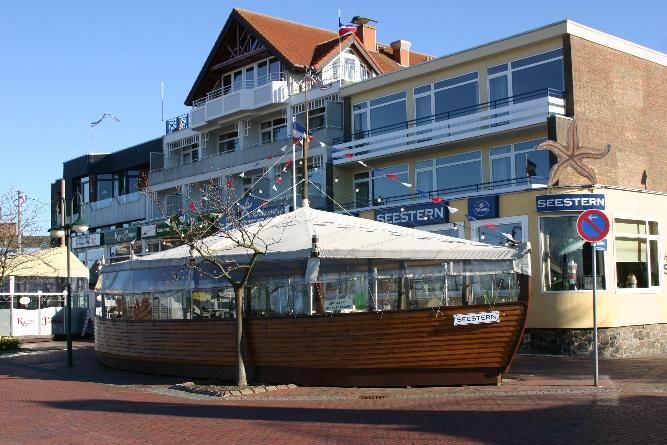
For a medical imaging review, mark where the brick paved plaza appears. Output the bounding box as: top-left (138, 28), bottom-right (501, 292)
top-left (1, 342), bottom-right (666, 444)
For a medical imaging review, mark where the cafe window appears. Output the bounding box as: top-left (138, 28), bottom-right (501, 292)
top-left (109, 242), bottom-right (142, 263)
top-left (353, 91), bottom-right (407, 138)
top-left (540, 216), bottom-right (605, 291)
top-left (615, 218), bottom-right (660, 289)
top-left (260, 118), bottom-right (287, 144)
top-left (473, 216), bottom-right (528, 247)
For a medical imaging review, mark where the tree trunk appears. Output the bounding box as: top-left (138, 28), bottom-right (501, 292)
top-left (234, 286), bottom-right (247, 387)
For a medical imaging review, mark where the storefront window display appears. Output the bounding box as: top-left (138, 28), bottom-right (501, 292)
top-left (540, 216), bottom-right (605, 291)
top-left (615, 218), bottom-right (660, 289)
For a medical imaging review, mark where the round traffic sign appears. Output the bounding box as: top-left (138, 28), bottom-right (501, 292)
top-left (577, 209), bottom-right (610, 242)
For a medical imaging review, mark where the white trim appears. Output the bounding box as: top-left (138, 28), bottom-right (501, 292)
top-left (613, 214), bottom-right (662, 292)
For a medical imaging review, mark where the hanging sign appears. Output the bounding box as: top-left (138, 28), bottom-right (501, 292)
top-left (71, 233), bottom-right (101, 248)
top-left (453, 311), bottom-right (500, 326)
top-left (536, 194), bottom-right (605, 212)
top-left (577, 209), bottom-right (610, 242)
top-left (375, 203), bottom-right (447, 226)
top-left (468, 195), bottom-right (499, 220)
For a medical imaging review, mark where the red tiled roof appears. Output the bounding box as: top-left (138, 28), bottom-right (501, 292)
top-left (186, 9), bottom-right (431, 104)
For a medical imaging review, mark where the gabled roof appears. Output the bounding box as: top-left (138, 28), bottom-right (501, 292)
top-left (185, 8), bottom-right (430, 105)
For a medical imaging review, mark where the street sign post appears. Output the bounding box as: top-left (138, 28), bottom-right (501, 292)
top-left (577, 209), bottom-right (610, 387)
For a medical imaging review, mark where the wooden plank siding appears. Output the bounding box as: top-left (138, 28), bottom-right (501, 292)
top-left (96, 302), bottom-right (527, 386)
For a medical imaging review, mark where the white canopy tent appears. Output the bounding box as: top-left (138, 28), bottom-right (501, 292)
top-left (103, 207), bottom-right (530, 276)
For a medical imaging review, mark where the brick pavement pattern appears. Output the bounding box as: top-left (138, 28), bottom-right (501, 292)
top-left (1, 342), bottom-right (667, 444)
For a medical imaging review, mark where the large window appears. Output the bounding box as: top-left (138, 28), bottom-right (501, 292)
top-left (96, 174), bottom-right (113, 201)
top-left (540, 216), bottom-right (605, 291)
top-left (416, 151), bottom-right (482, 195)
top-left (490, 139), bottom-right (553, 185)
top-left (260, 118), bottom-right (287, 144)
top-left (474, 216), bottom-right (528, 248)
top-left (180, 142), bottom-right (199, 164)
top-left (353, 91), bottom-right (407, 138)
top-left (414, 72), bottom-right (479, 122)
top-left (218, 130), bottom-right (238, 154)
top-left (488, 48), bottom-right (564, 104)
top-left (615, 218), bottom-right (660, 289)
top-left (113, 170), bottom-right (141, 196)
top-left (372, 164), bottom-right (409, 205)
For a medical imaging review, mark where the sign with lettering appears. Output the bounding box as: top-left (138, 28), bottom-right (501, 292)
top-left (453, 311), bottom-right (500, 326)
top-left (468, 195), bottom-right (499, 220)
top-left (71, 233), bottom-right (101, 248)
top-left (323, 295), bottom-right (355, 313)
top-left (536, 194), bottom-right (605, 212)
top-left (103, 227), bottom-right (140, 245)
top-left (375, 203), bottom-right (447, 227)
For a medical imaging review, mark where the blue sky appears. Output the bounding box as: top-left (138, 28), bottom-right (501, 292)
top-left (1, 0), bottom-right (665, 228)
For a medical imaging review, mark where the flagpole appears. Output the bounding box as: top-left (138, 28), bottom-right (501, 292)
top-left (291, 116), bottom-right (297, 210)
top-left (161, 81), bottom-right (165, 122)
top-left (338, 10), bottom-right (342, 84)
top-left (302, 69), bottom-right (310, 207)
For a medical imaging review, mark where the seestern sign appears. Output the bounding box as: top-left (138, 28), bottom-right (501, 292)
top-left (453, 311), bottom-right (500, 326)
top-left (536, 194), bottom-right (605, 212)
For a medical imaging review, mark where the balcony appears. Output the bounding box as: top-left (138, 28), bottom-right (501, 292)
top-left (165, 114), bottom-right (189, 135)
top-left (78, 192), bottom-right (146, 227)
top-left (149, 126), bottom-right (338, 187)
top-left (332, 89), bottom-right (565, 165)
top-left (190, 73), bottom-right (288, 129)
top-left (339, 176), bottom-right (547, 212)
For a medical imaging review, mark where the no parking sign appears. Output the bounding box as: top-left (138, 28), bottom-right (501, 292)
top-left (576, 209), bottom-right (610, 242)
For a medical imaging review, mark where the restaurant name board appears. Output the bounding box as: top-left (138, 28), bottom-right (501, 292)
top-left (453, 311), bottom-right (500, 326)
top-left (535, 194), bottom-right (605, 212)
top-left (468, 195), bottom-right (499, 220)
top-left (103, 227), bottom-right (140, 245)
top-left (375, 203), bottom-right (446, 227)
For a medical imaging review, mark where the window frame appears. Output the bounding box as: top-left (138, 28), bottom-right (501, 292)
top-left (489, 138), bottom-right (548, 184)
top-left (352, 91), bottom-right (407, 136)
top-left (260, 117), bottom-right (287, 144)
top-left (413, 71), bottom-right (480, 120)
top-left (614, 215), bottom-right (662, 292)
top-left (471, 215), bottom-right (529, 246)
top-left (417, 151), bottom-right (483, 195)
top-left (218, 130), bottom-right (239, 154)
top-left (538, 214), bottom-right (607, 293)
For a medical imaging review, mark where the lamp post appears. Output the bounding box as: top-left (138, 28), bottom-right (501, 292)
top-left (48, 194), bottom-right (89, 367)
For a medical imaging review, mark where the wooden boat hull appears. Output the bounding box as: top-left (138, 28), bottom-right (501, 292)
top-left (96, 302), bottom-right (527, 386)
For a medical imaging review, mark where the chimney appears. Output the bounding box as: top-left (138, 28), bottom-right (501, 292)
top-left (355, 24), bottom-right (377, 51)
top-left (390, 40), bottom-right (412, 66)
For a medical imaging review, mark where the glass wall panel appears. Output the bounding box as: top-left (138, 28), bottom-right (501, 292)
top-left (541, 216), bottom-right (605, 290)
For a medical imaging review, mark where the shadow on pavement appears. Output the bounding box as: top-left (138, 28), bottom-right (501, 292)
top-left (37, 395), bottom-right (667, 443)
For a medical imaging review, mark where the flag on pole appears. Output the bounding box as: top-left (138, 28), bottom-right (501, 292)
top-left (292, 121), bottom-right (315, 145)
top-left (338, 16), bottom-right (358, 36)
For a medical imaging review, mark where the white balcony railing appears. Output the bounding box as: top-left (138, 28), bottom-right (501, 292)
top-left (332, 89), bottom-right (565, 165)
top-left (190, 72), bottom-right (288, 128)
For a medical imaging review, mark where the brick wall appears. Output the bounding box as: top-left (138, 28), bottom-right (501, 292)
top-left (557, 35), bottom-right (667, 191)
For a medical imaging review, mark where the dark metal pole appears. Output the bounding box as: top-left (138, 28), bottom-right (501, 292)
top-left (66, 227), bottom-right (73, 367)
top-left (302, 71), bottom-right (309, 201)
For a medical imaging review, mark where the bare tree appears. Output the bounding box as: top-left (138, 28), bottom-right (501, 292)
top-left (0, 186), bottom-right (47, 288)
top-left (148, 178), bottom-right (286, 386)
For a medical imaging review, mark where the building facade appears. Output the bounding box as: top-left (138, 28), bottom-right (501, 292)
top-left (51, 138), bottom-right (160, 268)
top-left (148, 8), bottom-right (430, 235)
top-left (330, 20), bottom-right (667, 357)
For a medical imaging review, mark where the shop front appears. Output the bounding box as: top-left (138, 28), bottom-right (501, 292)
top-left (361, 187), bottom-right (667, 357)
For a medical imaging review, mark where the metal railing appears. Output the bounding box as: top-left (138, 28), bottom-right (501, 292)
top-left (193, 72), bottom-right (286, 108)
top-left (165, 114), bottom-right (190, 135)
top-left (333, 88), bottom-right (564, 145)
top-left (342, 176), bottom-right (547, 210)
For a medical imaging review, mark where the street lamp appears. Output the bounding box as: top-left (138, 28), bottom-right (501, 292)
top-left (48, 194), bottom-right (88, 367)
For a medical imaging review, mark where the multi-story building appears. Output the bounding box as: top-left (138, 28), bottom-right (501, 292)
top-left (330, 20), bottom-right (667, 357)
top-left (148, 8), bottom-right (430, 225)
top-left (51, 138), bottom-right (160, 268)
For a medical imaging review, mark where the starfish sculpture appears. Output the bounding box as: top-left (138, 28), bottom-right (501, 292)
top-left (536, 120), bottom-right (611, 186)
